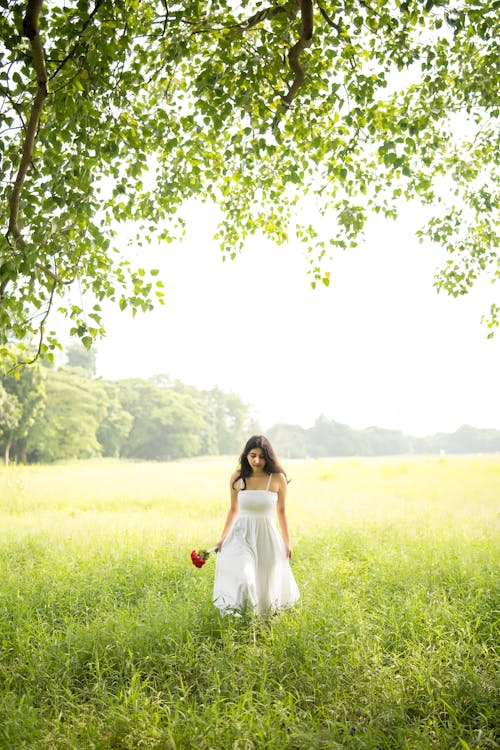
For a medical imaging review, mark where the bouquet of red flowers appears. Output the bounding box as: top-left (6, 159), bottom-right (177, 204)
top-left (190, 547), bottom-right (216, 568)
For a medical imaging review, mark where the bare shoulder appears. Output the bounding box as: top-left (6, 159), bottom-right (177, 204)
top-left (229, 470), bottom-right (240, 488)
top-left (271, 472), bottom-right (288, 493)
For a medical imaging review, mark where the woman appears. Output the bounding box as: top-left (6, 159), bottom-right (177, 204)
top-left (213, 435), bottom-right (300, 615)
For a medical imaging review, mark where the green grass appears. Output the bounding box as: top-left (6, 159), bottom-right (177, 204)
top-left (0, 456), bottom-right (498, 749)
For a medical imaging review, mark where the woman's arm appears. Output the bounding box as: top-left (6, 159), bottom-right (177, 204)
top-left (276, 472), bottom-right (293, 559)
top-left (214, 472), bottom-right (239, 551)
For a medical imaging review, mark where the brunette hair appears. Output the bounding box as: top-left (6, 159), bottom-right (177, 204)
top-left (233, 435), bottom-right (288, 489)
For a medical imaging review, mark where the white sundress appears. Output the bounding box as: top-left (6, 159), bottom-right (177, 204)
top-left (213, 474), bottom-right (300, 615)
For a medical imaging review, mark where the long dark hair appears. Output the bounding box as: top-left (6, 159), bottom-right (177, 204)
top-left (233, 435), bottom-right (288, 489)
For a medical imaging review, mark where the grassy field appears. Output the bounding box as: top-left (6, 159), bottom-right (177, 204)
top-left (0, 455), bottom-right (498, 749)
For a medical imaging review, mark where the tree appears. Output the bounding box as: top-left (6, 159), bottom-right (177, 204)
top-left (1, 353), bottom-right (46, 462)
top-left (65, 342), bottom-right (97, 376)
top-left (205, 386), bottom-right (258, 455)
top-left (0, 382), bottom-right (22, 465)
top-left (267, 423), bottom-right (310, 458)
top-left (308, 414), bottom-right (361, 456)
top-left (155, 376), bottom-right (220, 456)
top-left (1, 0), bottom-right (498, 355)
top-left (117, 378), bottom-right (209, 460)
top-left (27, 367), bottom-right (107, 461)
top-left (362, 425), bottom-right (412, 455)
top-left (96, 381), bottom-right (134, 457)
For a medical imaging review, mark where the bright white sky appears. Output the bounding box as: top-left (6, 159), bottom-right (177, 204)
top-left (81, 198), bottom-right (499, 437)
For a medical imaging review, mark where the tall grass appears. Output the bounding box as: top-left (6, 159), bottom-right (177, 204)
top-left (0, 456), bottom-right (498, 749)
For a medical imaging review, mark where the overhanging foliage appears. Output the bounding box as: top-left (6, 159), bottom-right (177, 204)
top-left (1, 0), bottom-right (499, 360)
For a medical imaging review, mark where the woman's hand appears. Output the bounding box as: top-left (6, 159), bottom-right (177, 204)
top-left (214, 539), bottom-right (224, 553)
top-left (285, 544), bottom-right (292, 559)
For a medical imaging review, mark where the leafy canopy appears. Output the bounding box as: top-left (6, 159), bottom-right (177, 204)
top-left (1, 0), bottom-right (499, 361)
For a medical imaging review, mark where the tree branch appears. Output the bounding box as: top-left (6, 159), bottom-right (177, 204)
top-left (240, 4), bottom-right (288, 30)
top-left (22, 0), bottom-right (44, 39)
top-left (49, 0), bottom-right (104, 80)
top-left (7, 280), bottom-right (57, 373)
top-left (0, 81), bottom-right (28, 133)
top-left (272, 0), bottom-right (313, 129)
top-left (0, 278), bottom-right (9, 300)
top-left (6, 0), bottom-right (48, 260)
top-left (160, 0), bottom-right (169, 36)
top-left (317, 3), bottom-right (342, 34)
top-left (179, 4), bottom-right (288, 36)
top-left (35, 262), bottom-right (62, 283)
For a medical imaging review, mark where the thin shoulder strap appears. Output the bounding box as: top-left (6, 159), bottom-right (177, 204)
top-left (240, 477), bottom-right (244, 490)
top-left (266, 473), bottom-right (272, 490)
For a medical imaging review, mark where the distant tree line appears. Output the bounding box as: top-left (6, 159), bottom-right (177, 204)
top-left (1, 346), bottom-right (500, 465)
top-left (268, 416), bottom-right (500, 459)
top-left (0, 345), bottom-right (258, 465)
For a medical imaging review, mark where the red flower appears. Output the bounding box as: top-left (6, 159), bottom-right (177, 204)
top-left (190, 548), bottom-right (214, 568)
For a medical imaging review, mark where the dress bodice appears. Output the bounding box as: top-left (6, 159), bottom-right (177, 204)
top-left (238, 490), bottom-right (277, 518)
